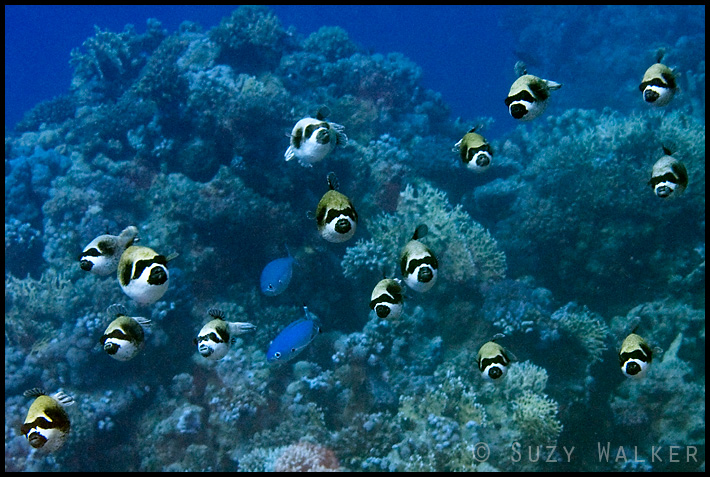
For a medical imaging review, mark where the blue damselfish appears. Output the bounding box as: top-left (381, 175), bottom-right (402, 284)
top-left (260, 252), bottom-right (295, 296)
top-left (266, 306), bottom-right (320, 363)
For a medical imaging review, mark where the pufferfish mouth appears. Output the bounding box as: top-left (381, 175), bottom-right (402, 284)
top-left (315, 129), bottom-right (331, 144)
top-left (28, 432), bottom-right (47, 448)
top-left (334, 218), bottom-right (352, 234)
top-left (644, 89), bottom-right (660, 102)
top-left (198, 345), bottom-right (214, 357)
top-left (655, 185), bottom-right (673, 198)
top-left (104, 343), bottom-right (120, 355)
top-left (148, 267), bottom-right (168, 285)
top-left (510, 103), bottom-right (528, 119)
top-left (79, 259), bottom-right (94, 271)
top-left (474, 153), bottom-right (491, 167)
top-left (417, 267), bottom-right (434, 283)
top-left (375, 304), bottom-right (391, 318)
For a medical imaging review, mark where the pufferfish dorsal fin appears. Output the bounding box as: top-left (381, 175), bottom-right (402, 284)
top-left (327, 171), bottom-right (339, 191)
top-left (655, 47), bottom-right (666, 64)
top-left (514, 60), bottom-right (527, 77)
top-left (23, 388), bottom-right (47, 399)
top-left (412, 223), bottom-right (429, 241)
top-left (316, 106), bottom-right (331, 121)
top-left (208, 308), bottom-right (226, 321)
top-left (107, 303), bottom-right (128, 317)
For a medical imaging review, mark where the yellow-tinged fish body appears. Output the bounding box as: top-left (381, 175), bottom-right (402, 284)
top-left (117, 245), bottom-right (175, 305)
top-left (400, 224), bottom-right (438, 293)
top-left (619, 332), bottom-right (653, 379)
top-left (21, 388), bottom-right (74, 452)
top-left (477, 340), bottom-right (511, 381)
top-left (315, 172), bottom-right (358, 243)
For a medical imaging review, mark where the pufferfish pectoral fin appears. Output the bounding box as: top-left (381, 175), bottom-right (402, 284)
top-left (544, 79), bottom-right (562, 91)
top-left (285, 145), bottom-right (296, 162)
top-left (227, 321), bottom-right (257, 336)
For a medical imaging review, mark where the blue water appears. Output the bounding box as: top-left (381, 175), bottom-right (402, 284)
top-left (5, 5), bottom-right (515, 134)
top-left (5, 5), bottom-right (705, 472)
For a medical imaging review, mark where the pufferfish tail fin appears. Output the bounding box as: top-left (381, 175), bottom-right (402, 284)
top-left (332, 123), bottom-right (348, 147)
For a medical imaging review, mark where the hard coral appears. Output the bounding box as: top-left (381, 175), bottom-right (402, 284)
top-left (494, 108), bottom-right (705, 314)
top-left (70, 20), bottom-right (166, 101)
top-left (303, 26), bottom-right (359, 63)
top-left (274, 441), bottom-right (342, 472)
top-left (341, 181), bottom-right (506, 286)
top-left (209, 6), bottom-right (291, 74)
top-left (511, 390), bottom-right (563, 446)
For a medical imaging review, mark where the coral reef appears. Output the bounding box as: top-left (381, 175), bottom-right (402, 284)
top-left (490, 108), bottom-right (705, 315)
top-left (341, 181), bottom-right (507, 288)
top-left (501, 5), bottom-right (705, 119)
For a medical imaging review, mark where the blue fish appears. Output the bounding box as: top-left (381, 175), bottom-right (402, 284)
top-left (266, 306), bottom-right (320, 363)
top-left (260, 251), bottom-right (295, 296)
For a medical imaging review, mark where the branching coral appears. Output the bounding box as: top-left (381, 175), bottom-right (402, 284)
top-left (511, 390), bottom-right (563, 447)
top-left (5, 269), bottom-right (74, 343)
top-left (376, 363), bottom-right (488, 471)
top-left (341, 181), bottom-right (506, 286)
top-left (548, 302), bottom-right (609, 367)
top-left (303, 26), bottom-right (360, 63)
top-left (209, 5), bottom-right (291, 73)
top-left (482, 277), bottom-right (554, 335)
top-left (70, 20), bottom-right (166, 99)
top-left (399, 364), bottom-right (487, 431)
top-left (273, 441), bottom-right (342, 472)
top-left (501, 361), bottom-right (550, 401)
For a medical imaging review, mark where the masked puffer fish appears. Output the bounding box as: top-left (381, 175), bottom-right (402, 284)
top-left (195, 308), bottom-right (256, 360)
top-left (266, 305), bottom-right (321, 363)
top-left (639, 50), bottom-right (677, 107)
top-left (619, 332), bottom-right (653, 379)
top-left (648, 147), bottom-right (688, 199)
top-left (454, 127), bottom-right (493, 172)
top-left (100, 303), bottom-right (151, 361)
top-left (284, 106), bottom-right (348, 167)
top-left (505, 62), bottom-right (562, 121)
top-left (400, 224), bottom-right (438, 293)
top-left (79, 226), bottom-right (139, 276)
top-left (369, 278), bottom-right (404, 320)
top-left (117, 245), bottom-right (178, 305)
top-left (477, 339), bottom-right (512, 382)
top-left (315, 172), bottom-right (358, 243)
top-left (21, 388), bottom-right (74, 452)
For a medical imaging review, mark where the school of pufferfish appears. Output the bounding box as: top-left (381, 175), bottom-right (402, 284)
top-left (20, 53), bottom-right (685, 454)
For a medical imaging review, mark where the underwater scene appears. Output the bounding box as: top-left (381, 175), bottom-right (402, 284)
top-left (4, 5), bottom-right (705, 472)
